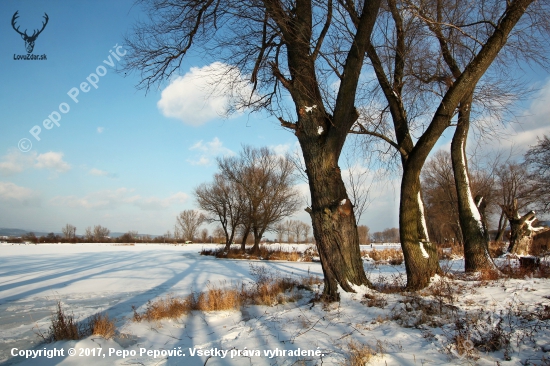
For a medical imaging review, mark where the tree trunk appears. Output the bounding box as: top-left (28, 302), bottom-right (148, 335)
top-left (400, 169), bottom-right (441, 290)
top-left (302, 139), bottom-right (371, 301)
top-left (495, 211), bottom-right (507, 242)
top-left (451, 96), bottom-right (496, 272)
top-left (501, 201), bottom-right (539, 255)
top-left (240, 225), bottom-right (250, 252)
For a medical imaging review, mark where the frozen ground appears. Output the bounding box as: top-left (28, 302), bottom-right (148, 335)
top-left (1, 243), bottom-right (549, 365)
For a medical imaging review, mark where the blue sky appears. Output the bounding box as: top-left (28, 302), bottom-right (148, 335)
top-left (0, 1), bottom-right (549, 237)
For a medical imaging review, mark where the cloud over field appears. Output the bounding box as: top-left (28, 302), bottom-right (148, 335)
top-left (0, 150), bottom-right (71, 176)
top-left (157, 62), bottom-right (255, 125)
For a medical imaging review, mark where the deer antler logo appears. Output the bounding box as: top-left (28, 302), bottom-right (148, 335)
top-left (12, 11), bottom-right (49, 54)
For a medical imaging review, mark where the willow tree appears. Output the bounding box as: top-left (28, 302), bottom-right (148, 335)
top-left (348, 0), bottom-right (540, 288)
top-left (124, 0), bottom-right (383, 300)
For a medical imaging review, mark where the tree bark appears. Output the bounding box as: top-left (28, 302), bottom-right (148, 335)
top-left (451, 95), bottom-right (496, 272)
top-left (400, 167), bottom-right (441, 289)
top-left (301, 136), bottom-right (371, 300)
top-left (501, 201), bottom-right (542, 255)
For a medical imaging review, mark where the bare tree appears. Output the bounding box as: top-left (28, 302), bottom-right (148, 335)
top-left (195, 174), bottom-right (246, 250)
top-left (350, 0), bottom-right (541, 288)
top-left (93, 225), bottom-right (110, 242)
top-left (218, 146), bottom-right (300, 254)
top-left (275, 222), bottom-right (285, 244)
top-left (62, 224), bottom-right (76, 241)
top-left (84, 226), bottom-right (93, 242)
top-left (292, 220), bottom-right (305, 244)
top-left (176, 210), bottom-right (205, 242)
top-left (357, 225), bottom-right (370, 245)
top-left (124, 0), bottom-right (381, 300)
top-left (200, 228), bottom-right (209, 243)
top-left (302, 223), bottom-right (311, 244)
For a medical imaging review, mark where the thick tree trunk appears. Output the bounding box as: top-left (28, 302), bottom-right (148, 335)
top-left (302, 139), bottom-right (371, 301)
top-left (240, 225), bottom-right (250, 252)
top-left (501, 201), bottom-right (541, 255)
top-left (400, 167), bottom-right (441, 290)
top-left (450, 98), bottom-right (496, 272)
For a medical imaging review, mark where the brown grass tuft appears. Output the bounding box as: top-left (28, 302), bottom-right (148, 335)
top-left (344, 340), bottom-right (374, 366)
top-left (48, 302), bottom-right (81, 341)
top-left (89, 313), bottom-right (116, 339)
top-left (37, 302), bottom-right (116, 342)
top-left (366, 248), bottom-right (404, 264)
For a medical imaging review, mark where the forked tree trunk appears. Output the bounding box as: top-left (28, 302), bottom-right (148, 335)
top-left (501, 200), bottom-right (547, 255)
top-left (451, 98), bottom-right (496, 272)
top-left (400, 167), bottom-right (441, 290)
top-left (301, 138), bottom-right (371, 301)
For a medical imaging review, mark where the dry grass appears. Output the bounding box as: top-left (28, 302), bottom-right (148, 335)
top-left (200, 245), bottom-right (316, 262)
top-left (344, 340), bottom-right (375, 366)
top-left (364, 248), bottom-right (404, 265)
top-left (496, 258), bottom-right (550, 279)
top-left (132, 294), bottom-right (195, 322)
top-left (489, 241), bottom-right (507, 257)
top-left (132, 265), bottom-right (323, 322)
top-left (196, 284), bottom-right (243, 311)
top-left (437, 244), bottom-right (464, 260)
top-left (88, 313), bottom-right (116, 339)
top-left (47, 302), bottom-right (81, 341)
top-left (37, 302), bottom-right (117, 342)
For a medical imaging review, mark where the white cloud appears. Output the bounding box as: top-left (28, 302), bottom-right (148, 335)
top-left (0, 150), bottom-right (71, 175)
top-left (34, 152), bottom-right (71, 172)
top-left (157, 62), bottom-right (256, 126)
top-left (97, 127), bottom-right (104, 133)
top-left (187, 137), bottom-right (234, 165)
top-left (50, 188), bottom-right (188, 211)
top-left (0, 181), bottom-right (40, 205)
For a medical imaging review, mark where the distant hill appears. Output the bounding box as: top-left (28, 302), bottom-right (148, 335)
top-left (0, 228), bottom-right (56, 237)
top-left (0, 228), bottom-right (159, 238)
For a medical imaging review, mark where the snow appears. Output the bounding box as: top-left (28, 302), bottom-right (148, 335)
top-left (304, 105), bottom-right (317, 113)
top-left (417, 192), bottom-right (429, 242)
top-left (317, 126), bottom-right (323, 135)
top-left (1, 243), bottom-right (549, 366)
top-left (461, 140), bottom-right (485, 232)
top-left (419, 242), bottom-right (429, 258)
top-left (340, 198), bottom-right (346, 205)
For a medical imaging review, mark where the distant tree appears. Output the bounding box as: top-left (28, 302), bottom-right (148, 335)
top-left (213, 226), bottom-right (225, 244)
top-left (275, 222), bottom-right (285, 244)
top-left (218, 146), bottom-right (300, 254)
top-left (93, 225), bottom-right (110, 242)
top-left (84, 227), bottom-right (94, 242)
top-left (200, 228), bottom-right (209, 243)
top-left (195, 173), bottom-right (246, 250)
top-left (357, 225), bottom-right (370, 245)
top-left (176, 210), bottom-right (205, 242)
top-left (293, 220), bottom-right (305, 244)
top-left (303, 224), bottom-right (311, 244)
top-left (62, 224), bottom-right (77, 242)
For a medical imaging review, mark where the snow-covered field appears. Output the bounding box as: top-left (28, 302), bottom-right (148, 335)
top-left (1, 243), bottom-right (549, 365)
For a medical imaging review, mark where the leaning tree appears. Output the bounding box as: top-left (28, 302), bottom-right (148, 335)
top-left (349, 0), bottom-right (542, 286)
